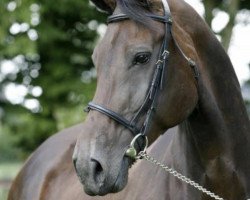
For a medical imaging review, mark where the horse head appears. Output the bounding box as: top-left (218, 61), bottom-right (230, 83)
top-left (73, 0), bottom-right (198, 196)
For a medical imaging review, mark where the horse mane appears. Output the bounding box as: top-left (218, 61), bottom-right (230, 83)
top-left (118, 0), bottom-right (149, 19)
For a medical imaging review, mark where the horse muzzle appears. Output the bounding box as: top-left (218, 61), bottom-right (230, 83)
top-left (73, 144), bottom-right (130, 196)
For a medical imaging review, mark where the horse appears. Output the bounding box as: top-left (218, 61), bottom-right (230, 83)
top-left (8, 0), bottom-right (250, 199)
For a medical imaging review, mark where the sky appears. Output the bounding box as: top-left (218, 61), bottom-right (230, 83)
top-left (185, 0), bottom-right (250, 85)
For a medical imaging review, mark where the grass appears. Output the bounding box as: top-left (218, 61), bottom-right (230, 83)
top-left (0, 162), bottom-right (23, 200)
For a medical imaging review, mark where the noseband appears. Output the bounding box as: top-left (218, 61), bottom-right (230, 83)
top-left (85, 0), bottom-right (199, 145)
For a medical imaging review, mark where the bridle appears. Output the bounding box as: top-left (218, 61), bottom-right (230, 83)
top-left (85, 0), bottom-right (199, 151)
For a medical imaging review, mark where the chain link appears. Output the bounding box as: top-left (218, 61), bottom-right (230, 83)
top-left (138, 151), bottom-right (224, 200)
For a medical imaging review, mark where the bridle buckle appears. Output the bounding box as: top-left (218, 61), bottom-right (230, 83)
top-left (162, 50), bottom-right (170, 59)
top-left (156, 59), bottom-right (164, 65)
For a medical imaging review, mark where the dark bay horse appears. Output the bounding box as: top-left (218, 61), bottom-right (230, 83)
top-left (9, 0), bottom-right (250, 199)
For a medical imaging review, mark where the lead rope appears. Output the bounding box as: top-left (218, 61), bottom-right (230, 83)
top-left (137, 151), bottom-right (224, 200)
top-left (125, 134), bottom-right (225, 200)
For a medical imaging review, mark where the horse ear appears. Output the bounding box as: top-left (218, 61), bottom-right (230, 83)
top-left (90, 0), bottom-right (113, 14)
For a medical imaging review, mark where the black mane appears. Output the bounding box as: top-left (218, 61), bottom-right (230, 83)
top-left (116, 0), bottom-right (155, 28)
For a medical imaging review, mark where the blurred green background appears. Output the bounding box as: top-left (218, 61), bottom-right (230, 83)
top-left (0, 0), bottom-right (249, 199)
top-left (0, 0), bottom-right (106, 198)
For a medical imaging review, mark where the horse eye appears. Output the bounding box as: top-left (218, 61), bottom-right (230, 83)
top-left (133, 52), bottom-right (151, 65)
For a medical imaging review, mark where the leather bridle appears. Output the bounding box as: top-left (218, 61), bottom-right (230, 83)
top-left (85, 0), bottom-right (199, 149)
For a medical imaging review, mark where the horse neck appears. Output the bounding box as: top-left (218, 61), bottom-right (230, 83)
top-left (171, 17), bottom-right (250, 197)
top-left (185, 37), bottom-right (250, 162)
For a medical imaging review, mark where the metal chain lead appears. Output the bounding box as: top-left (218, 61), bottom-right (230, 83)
top-left (138, 151), bottom-right (224, 200)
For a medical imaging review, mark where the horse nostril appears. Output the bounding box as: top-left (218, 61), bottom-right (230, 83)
top-left (72, 145), bottom-right (79, 173)
top-left (73, 157), bottom-right (77, 172)
top-left (90, 158), bottom-right (104, 184)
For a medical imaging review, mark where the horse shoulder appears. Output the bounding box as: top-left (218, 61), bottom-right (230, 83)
top-left (8, 123), bottom-right (84, 200)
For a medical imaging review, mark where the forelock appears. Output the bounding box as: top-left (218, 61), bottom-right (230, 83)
top-left (114, 0), bottom-right (164, 29)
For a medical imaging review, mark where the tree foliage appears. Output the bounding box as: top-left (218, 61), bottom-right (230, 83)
top-left (202, 0), bottom-right (250, 51)
top-left (0, 0), bottom-right (106, 160)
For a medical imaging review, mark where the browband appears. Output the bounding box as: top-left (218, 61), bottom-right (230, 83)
top-left (107, 13), bottom-right (172, 24)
